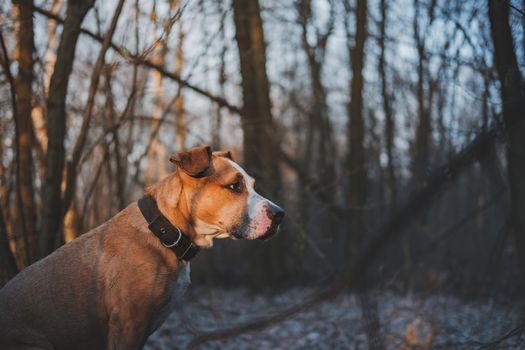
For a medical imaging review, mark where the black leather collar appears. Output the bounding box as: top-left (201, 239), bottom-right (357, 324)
top-left (137, 196), bottom-right (199, 261)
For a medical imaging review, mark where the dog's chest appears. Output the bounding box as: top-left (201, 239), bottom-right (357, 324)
top-left (170, 262), bottom-right (191, 305)
top-left (149, 262), bottom-right (191, 334)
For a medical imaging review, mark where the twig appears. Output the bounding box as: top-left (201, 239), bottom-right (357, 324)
top-left (475, 323), bottom-right (525, 349)
top-left (62, 0), bottom-right (125, 218)
top-left (32, 5), bottom-right (242, 115)
top-left (504, 0), bottom-right (525, 17)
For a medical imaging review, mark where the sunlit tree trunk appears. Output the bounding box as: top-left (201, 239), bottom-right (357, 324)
top-left (488, 0), bottom-right (525, 278)
top-left (146, 2), bottom-right (171, 183)
top-left (39, 0), bottom-right (94, 259)
top-left (12, 0), bottom-right (37, 264)
top-left (0, 208), bottom-right (18, 286)
top-left (43, 0), bottom-right (62, 95)
top-left (63, 203), bottom-right (80, 242)
top-left (32, 0), bottom-right (63, 175)
top-left (175, 20), bottom-right (186, 151)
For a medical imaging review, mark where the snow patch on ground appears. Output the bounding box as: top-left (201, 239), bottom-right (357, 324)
top-left (145, 288), bottom-right (524, 349)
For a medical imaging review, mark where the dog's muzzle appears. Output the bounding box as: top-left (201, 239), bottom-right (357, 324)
top-left (257, 202), bottom-right (285, 241)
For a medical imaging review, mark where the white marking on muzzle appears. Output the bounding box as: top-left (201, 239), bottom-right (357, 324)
top-left (227, 160), bottom-right (275, 239)
top-left (227, 160), bottom-right (263, 218)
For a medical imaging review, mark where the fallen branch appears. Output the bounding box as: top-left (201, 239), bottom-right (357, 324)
top-left (187, 127), bottom-right (500, 349)
top-left (186, 281), bottom-right (347, 349)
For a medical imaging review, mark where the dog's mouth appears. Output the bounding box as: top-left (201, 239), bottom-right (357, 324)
top-left (228, 221), bottom-right (282, 241)
top-left (230, 230), bottom-right (243, 240)
top-left (257, 221), bottom-right (282, 241)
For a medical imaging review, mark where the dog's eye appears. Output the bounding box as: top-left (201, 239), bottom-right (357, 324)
top-left (228, 180), bottom-right (243, 194)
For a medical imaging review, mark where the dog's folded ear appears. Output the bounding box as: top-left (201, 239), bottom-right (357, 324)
top-left (213, 150), bottom-right (236, 162)
top-left (170, 146), bottom-right (212, 177)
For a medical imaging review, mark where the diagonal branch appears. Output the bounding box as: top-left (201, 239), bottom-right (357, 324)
top-left (187, 126), bottom-right (501, 349)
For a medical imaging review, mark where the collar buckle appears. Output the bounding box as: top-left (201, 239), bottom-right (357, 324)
top-left (162, 227), bottom-right (182, 248)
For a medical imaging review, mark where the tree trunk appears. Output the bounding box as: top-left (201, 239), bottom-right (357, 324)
top-left (175, 25), bottom-right (186, 151)
top-left (347, 0), bottom-right (368, 268)
top-left (43, 0), bottom-right (63, 95)
top-left (104, 68), bottom-right (127, 210)
top-left (146, 2), bottom-right (172, 183)
top-left (0, 208), bottom-right (18, 287)
top-left (297, 0), bottom-right (335, 187)
top-left (212, 1), bottom-right (227, 150)
top-left (61, 0), bottom-right (124, 242)
top-left (232, 0), bottom-right (281, 197)
top-left (38, 0), bottom-right (94, 259)
top-left (488, 0), bottom-right (525, 278)
top-left (232, 0), bottom-right (285, 288)
top-left (523, 0), bottom-right (525, 56)
top-left (378, 0), bottom-right (396, 208)
top-left (12, 0), bottom-right (37, 265)
top-left (412, 0), bottom-right (431, 187)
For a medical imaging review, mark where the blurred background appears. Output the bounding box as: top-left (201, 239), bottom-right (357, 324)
top-left (0, 0), bottom-right (524, 348)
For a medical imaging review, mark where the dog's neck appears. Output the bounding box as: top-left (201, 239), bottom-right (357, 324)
top-left (145, 172), bottom-right (228, 248)
top-left (145, 172), bottom-right (191, 233)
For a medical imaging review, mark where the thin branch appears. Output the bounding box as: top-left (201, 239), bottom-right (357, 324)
top-left (505, 0), bottom-right (525, 16)
top-left (61, 0), bottom-right (125, 218)
top-left (32, 5), bottom-right (242, 115)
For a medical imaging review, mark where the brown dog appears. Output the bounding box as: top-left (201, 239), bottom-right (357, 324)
top-left (0, 146), bottom-right (284, 350)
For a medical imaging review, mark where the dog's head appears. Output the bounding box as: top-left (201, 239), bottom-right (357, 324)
top-left (168, 146), bottom-right (285, 247)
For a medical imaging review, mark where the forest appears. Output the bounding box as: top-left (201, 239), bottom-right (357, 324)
top-left (0, 0), bottom-right (524, 348)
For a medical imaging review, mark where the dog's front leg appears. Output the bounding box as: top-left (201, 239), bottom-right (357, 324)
top-left (107, 307), bottom-right (150, 350)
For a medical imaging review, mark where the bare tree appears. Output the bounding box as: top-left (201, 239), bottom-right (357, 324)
top-left (39, 0), bottom-right (95, 258)
top-left (62, 0), bottom-right (125, 233)
top-left (232, 0), bottom-right (287, 287)
top-left (411, 0), bottom-right (436, 186)
top-left (0, 208), bottom-right (18, 287)
top-left (0, 30), bottom-right (20, 283)
top-left (296, 0), bottom-right (336, 191)
top-left (12, 0), bottom-right (37, 265)
top-left (174, 10), bottom-right (186, 151)
top-left (345, 0), bottom-right (368, 267)
top-left (232, 0), bottom-right (281, 197)
top-left (488, 0), bottom-right (525, 277)
top-left (146, 2), bottom-right (170, 184)
top-left (378, 0), bottom-right (396, 207)
top-left (212, 0), bottom-right (228, 150)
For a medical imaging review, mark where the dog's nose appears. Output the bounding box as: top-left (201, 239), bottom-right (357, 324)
top-left (267, 202), bottom-right (285, 223)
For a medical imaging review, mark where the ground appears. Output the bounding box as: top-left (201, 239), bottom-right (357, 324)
top-left (145, 287), bottom-right (524, 349)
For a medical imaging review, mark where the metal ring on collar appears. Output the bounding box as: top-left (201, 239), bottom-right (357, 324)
top-left (162, 227), bottom-right (182, 248)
